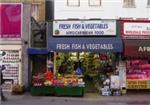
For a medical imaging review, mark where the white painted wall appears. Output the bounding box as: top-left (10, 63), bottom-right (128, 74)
top-left (54, 0), bottom-right (150, 19)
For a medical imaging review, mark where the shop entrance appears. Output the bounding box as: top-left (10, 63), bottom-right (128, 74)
top-left (54, 52), bottom-right (117, 95)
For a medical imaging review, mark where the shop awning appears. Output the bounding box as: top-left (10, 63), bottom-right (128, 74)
top-left (123, 40), bottom-right (150, 58)
top-left (48, 37), bottom-right (123, 52)
top-left (27, 48), bottom-right (48, 54)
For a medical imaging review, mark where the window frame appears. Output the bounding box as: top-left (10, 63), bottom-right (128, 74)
top-left (88, 0), bottom-right (101, 6)
top-left (67, 0), bottom-right (80, 7)
top-left (31, 4), bottom-right (39, 21)
top-left (147, 0), bottom-right (150, 7)
top-left (123, 0), bottom-right (135, 8)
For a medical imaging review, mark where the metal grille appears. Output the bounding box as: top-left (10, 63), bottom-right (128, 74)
top-left (31, 17), bottom-right (47, 47)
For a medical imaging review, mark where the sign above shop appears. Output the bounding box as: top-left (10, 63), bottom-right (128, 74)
top-left (124, 40), bottom-right (150, 58)
top-left (56, 43), bottom-right (113, 50)
top-left (53, 20), bottom-right (116, 36)
top-left (0, 3), bottom-right (22, 39)
top-left (121, 20), bottom-right (150, 39)
top-left (48, 37), bottom-right (123, 52)
top-left (138, 46), bottom-right (150, 52)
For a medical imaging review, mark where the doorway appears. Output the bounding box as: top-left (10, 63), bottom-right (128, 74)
top-left (54, 52), bottom-right (116, 95)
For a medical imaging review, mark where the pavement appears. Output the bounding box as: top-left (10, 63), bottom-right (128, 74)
top-left (1, 92), bottom-right (150, 105)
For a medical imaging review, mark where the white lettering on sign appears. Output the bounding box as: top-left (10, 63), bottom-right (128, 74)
top-left (53, 20), bottom-right (116, 36)
top-left (86, 44), bottom-right (113, 50)
top-left (56, 43), bottom-right (114, 50)
top-left (56, 44), bottom-right (70, 50)
top-left (138, 46), bottom-right (150, 52)
top-left (71, 44), bottom-right (82, 49)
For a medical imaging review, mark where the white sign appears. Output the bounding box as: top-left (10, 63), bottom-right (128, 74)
top-left (53, 20), bottom-right (116, 36)
top-left (111, 75), bottom-right (120, 89)
top-left (124, 22), bottom-right (150, 36)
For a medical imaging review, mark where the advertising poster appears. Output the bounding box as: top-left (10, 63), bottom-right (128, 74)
top-left (0, 3), bottom-right (22, 38)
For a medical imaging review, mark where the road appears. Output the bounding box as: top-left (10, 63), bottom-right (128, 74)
top-left (1, 92), bottom-right (150, 105)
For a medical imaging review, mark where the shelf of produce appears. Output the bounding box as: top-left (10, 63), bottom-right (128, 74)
top-left (127, 79), bottom-right (150, 89)
top-left (31, 86), bottom-right (55, 96)
top-left (55, 87), bottom-right (84, 97)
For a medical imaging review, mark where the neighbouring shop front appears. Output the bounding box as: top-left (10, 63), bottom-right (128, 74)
top-left (120, 20), bottom-right (150, 90)
top-left (28, 20), bottom-right (124, 96)
top-left (123, 40), bottom-right (150, 90)
top-left (0, 3), bottom-right (24, 94)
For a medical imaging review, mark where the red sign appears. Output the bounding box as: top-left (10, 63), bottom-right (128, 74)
top-left (124, 40), bottom-right (150, 58)
top-left (120, 20), bottom-right (150, 39)
top-left (0, 3), bottom-right (22, 38)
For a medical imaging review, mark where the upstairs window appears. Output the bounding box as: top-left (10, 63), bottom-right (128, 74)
top-left (67, 0), bottom-right (80, 7)
top-left (31, 4), bottom-right (39, 21)
top-left (123, 0), bottom-right (135, 7)
top-left (89, 0), bottom-right (101, 6)
top-left (147, 0), bottom-right (150, 7)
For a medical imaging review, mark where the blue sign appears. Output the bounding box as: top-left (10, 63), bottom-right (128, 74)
top-left (48, 37), bottom-right (123, 52)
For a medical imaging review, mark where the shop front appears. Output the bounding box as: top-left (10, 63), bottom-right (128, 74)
top-left (120, 20), bottom-right (150, 90)
top-left (28, 20), bottom-right (124, 96)
top-left (123, 40), bottom-right (150, 90)
top-left (47, 37), bottom-right (123, 96)
top-left (0, 3), bottom-right (24, 94)
top-left (27, 37), bottom-right (123, 96)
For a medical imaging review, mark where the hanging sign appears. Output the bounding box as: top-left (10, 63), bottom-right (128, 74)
top-left (53, 20), bottom-right (116, 36)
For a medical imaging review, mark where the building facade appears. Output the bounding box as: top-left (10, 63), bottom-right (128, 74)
top-left (53, 0), bottom-right (150, 93)
top-left (54, 0), bottom-right (150, 19)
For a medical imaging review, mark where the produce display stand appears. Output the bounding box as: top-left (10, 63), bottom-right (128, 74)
top-left (31, 86), bottom-right (55, 96)
top-left (28, 49), bottom-right (85, 97)
top-left (55, 87), bottom-right (84, 97)
top-left (30, 86), bottom-right (84, 96)
top-left (27, 48), bottom-right (51, 96)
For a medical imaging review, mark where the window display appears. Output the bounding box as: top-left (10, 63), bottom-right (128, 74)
top-left (126, 60), bottom-right (150, 89)
top-left (127, 60), bottom-right (150, 80)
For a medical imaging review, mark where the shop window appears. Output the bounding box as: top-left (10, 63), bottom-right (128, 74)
top-left (126, 60), bottom-right (150, 80)
top-left (67, 0), bottom-right (80, 7)
top-left (89, 0), bottom-right (101, 6)
top-left (123, 0), bottom-right (135, 8)
top-left (126, 59), bottom-right (150, 89)
top-left (147, 0), bottom-right (150, 7)
top-left (31, 4), bottom-right (39, 20)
